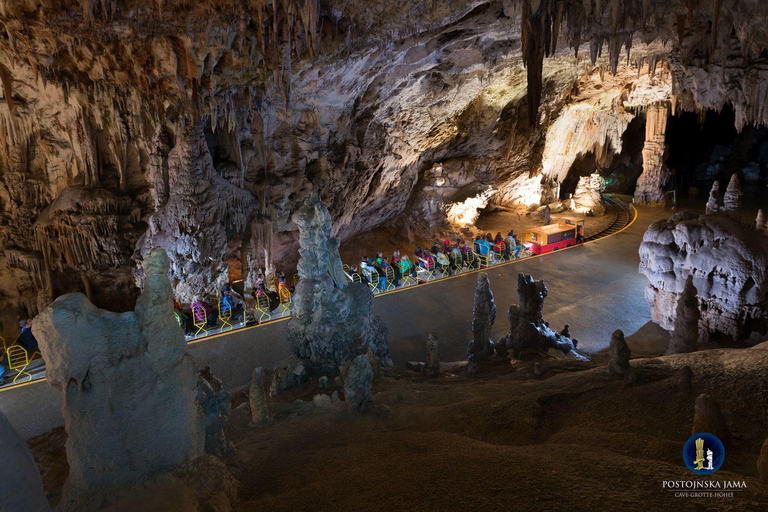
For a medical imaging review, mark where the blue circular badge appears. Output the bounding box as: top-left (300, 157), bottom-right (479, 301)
top-left (683, 433), bottom-right (725, 475)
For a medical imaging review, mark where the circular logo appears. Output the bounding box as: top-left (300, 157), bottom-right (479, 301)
top-left (683, 433), bottom-right (725, 475)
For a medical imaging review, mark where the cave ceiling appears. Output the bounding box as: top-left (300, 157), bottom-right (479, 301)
top-left (0, 0), bottom-right (766, 333)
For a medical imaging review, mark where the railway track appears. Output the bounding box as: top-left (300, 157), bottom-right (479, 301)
top-left (585, 195), bottom-right (634, 242)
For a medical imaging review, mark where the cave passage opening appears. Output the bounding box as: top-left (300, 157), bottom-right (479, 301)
top-left (664, 105), bottom-right (768, 196)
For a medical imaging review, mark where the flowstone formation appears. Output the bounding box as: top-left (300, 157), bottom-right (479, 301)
top-left (467, 273), bottom-right (497, 365)
top-left (33, 250), bottom-right (227, 511)
top-left (287, 192), bottom-right (389, 373)
top-left (668, 276), bottom-right (701, 354)
top-left (497, 273), bottom-right (584, 359)
top-left (0, 410), bottom-right (50, 512)
top-left (639, 210), bottom-right (768, 344)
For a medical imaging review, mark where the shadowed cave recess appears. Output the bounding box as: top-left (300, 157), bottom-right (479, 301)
top-left (0, 1), bottom-right (768, 511)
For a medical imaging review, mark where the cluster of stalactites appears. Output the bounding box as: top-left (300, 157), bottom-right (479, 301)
top-left (511, 0), bottom-right (767, 126)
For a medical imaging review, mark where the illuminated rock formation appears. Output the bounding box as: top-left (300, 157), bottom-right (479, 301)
top-left (756, 210), bottom-right (766, 231)
top-left (498, 273), bottom-right (584, 359)
top-left (668, 276), bottom-right (701, 354)
top-left (634, 102), bottom-right (669, 205)
top-left (607, 329), bottom-right (631, 378)
top-left (759, 439), bottom-right (768, 484)
top-left (639, 211), bottom-right (768, 343)
top-left (0, 410), bottom-right (49, 512)
top-left (133, 122), bottom-right (255, 304)
top-left (705, 181), bottom-right (723, 214)
top-left (33, 250), bottom-right (225, 511)
top-left (722, 173), bottom-right (743, 215)
top-left (572, 173), bottom-right (606, 215)
top-left (467, 273), bottom-right (497, 365)
top-left (287, 192), bottom-right (389, 372)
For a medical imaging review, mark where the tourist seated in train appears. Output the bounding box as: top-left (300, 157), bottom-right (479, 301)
top-left (360, 255), bottom-right (372, 274)
top-left (429, 241), bottom-right (440, 256)
top-left (485, 233), bottom-right (494, 244)
top-left (17, 319), bottom-right (39, 353)
top-left (414, 247), bottom-right (425, 267)
top-left (398, 255), bottom-right (417, 277)
top-left (191, 297), bottom-right (217, 327)
top-left (173, 300), bottom-right (195, 335)
top-left (435, 250), bottom-right (450, 275)
top-left (349, 264), bottom-right (368, 284)
top-left (382, 257), bottom-right (399, 286)
top-left (221, 283), bottom-right (244, 318)
top-left (474, 235), bottom-right (492, 256)
top-left (392, 250), bottom-right (402, 282)
top-left (513, 234), bottom-right (523, 258)
top-left (275, 270), bottom-right (294, 292)
top-left (450, 243), bottom-right (462, 270)
top-left (0, 351), bottom-right (7, 385)
top-left (576, 226), bottom-right (585, 244)
top-left (255, 278), bottom-right (281, 310)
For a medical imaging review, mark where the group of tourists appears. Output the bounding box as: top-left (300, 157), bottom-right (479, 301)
top-left (347, 229), bottom-right (529, 291)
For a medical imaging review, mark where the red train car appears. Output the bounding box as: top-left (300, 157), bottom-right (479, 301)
top-left (523, 219), bottom-right (585, 255)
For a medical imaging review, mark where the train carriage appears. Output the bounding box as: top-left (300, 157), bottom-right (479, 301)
top-left (523, 219), bottom-right (585, 255)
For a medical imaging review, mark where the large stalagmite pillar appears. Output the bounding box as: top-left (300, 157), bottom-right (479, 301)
top-left (634, 102), bottom-right (670, 205)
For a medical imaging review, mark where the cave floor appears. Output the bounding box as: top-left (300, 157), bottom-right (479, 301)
top-left (1, 199), bottom-right (672, 440)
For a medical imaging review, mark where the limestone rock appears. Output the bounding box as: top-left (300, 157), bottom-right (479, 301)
top-left (343, 354), bottom-right (373, 413)
top-left (705, 181), bottom-right (722, 214)
top-left (287, 192), bottom-right (389, 372)
top-left (312, 394), bottom-right (333, 412)
top-left (499, 273), bottom-right (585, 359)
top-left (0, 410), bottom-right (49, 512)
top-left (607, 329), bottom-right (631, 378)
top-left (722, 173), bottom-right (742, 214)
top-left (692, 394), bottom-right (731, 446)
top-left (756, 209), bottom-right (766, 231)
top-left (639, 211), bottom-right (768, 343)
top-left (572, 173), bottom-right (606, 215)
top-left (425, 332), bottom-right (440, 378)
top-left (249, 367), bottom-right (269, 425)
top-left (33, 250), bottom-right (206, 512)
top-left (668, 276), bottom-right (701, 354)
top-left (467, 273), bottom-right (497, 365)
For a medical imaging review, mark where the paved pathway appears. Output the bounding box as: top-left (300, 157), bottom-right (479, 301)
top-left (0, 202), bottom-right (668, 439)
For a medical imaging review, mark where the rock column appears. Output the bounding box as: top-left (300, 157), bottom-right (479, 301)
top-left (634, 102), bottom-right (669, 205)
top-left (668, 276), bottom-right (701, 354)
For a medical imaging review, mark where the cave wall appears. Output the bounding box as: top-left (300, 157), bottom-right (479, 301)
top-left (1, 1), bottom-right (768, 339)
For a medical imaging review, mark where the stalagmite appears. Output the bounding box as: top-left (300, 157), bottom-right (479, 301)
top-left (0, 410), bottom-right (50, 512)
top-left (757, 210), bottom-right (766, 231)
top-left (287, 191), bottom-right (389, 373)
top-left (467, 273), bottom-right (496, 365)
top-left (33, 250), bottom-right (221, 512)
top-left (705, 181), bottom-right (722, 214)
top-left (498, 273), bottom-right (584, 359)
top-left (425, 331), bottom-right (440, 378)
top-left (249, 367), bottom-right (270, 425)
top-left (634, 102), bottom-right (669, 205)
top-left (668, 276), bottom-right (701, 354)
top-left (722, 173), bottom-right (742, 214)
top-left (343, 354), bottom-right (373, 413)
top-left (607, 329), bottom-right (631, 378)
